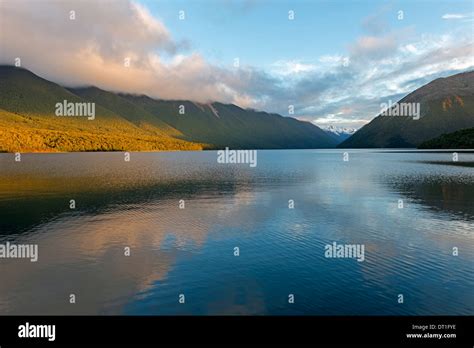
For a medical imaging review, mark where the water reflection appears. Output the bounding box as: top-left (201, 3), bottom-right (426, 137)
top-left (0, 151), bottom-right (472, 315)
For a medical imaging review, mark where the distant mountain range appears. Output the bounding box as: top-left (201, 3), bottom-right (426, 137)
top-left (322, 125), bottom-right (357, 143)
top-left (0, 66), bottom-right (337, 152)
top-left (1, 66), bottom-right (473, 152)
top-left (339, 71), bottom-right (474, 148)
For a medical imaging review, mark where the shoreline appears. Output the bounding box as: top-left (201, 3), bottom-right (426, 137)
top-left (2, 148), bottom-right (474, 154)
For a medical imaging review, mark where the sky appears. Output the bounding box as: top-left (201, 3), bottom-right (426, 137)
top-left (1, 0), bottom-right (473, 128)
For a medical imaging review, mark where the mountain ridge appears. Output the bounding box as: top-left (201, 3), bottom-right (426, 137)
top-left (418, 127), bottom-right (474, 149)
top-left (0, 65), bottom-right (337, 152)
top-left (339, 71), bottom-right (474, 148)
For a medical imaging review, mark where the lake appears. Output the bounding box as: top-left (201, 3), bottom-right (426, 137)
top-left (0, 150), bottom-right (473, 315)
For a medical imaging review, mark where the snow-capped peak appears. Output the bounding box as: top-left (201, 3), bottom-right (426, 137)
top-left (322, 125), bottom-right (357, 135)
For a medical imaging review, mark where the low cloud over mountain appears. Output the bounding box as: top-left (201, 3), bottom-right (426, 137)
top-left (1, 0), bottom-right (472, 129)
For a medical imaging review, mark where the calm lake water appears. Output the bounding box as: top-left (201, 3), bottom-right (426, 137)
top-left (0, 150), bottom-right (473, 315)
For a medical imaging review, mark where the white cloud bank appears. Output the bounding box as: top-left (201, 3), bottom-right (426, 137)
top-left (0, 0), bottom-right (262, 106)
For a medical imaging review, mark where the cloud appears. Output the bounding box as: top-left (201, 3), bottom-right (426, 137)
top-left (312, 111), bottom-right (368, 127)
top-left (350, 34), bottom-right (400, 62)
top-left (270, 60), bottom-right (317, 76)
top-left (270, 29), bottom-right (473, 129)
top-left (442, 13), bottom-right (469, 19)
top-left (0, 0), bottom-right (258, 105)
